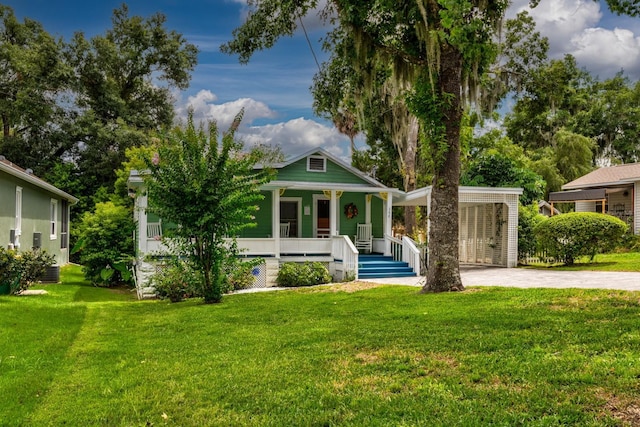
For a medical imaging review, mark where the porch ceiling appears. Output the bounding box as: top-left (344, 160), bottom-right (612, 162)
top-left (548, 188), bottom-right (606, 203)
top-left (262, 180), bottom-right (401, 194)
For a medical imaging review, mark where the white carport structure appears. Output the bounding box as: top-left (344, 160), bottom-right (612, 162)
top-left (395, 186), bottom-right (523, 267)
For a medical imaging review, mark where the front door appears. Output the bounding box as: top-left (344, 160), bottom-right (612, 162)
top-left (316, 199), bottom-right (330, 238)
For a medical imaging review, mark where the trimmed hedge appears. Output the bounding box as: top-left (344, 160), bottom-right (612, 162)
top-left (276, 262), bottom-right (332, 287)
top-left (534, 212), bottom-right (628, 265)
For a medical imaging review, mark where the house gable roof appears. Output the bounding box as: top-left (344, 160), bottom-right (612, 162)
top-left (261, 148), bottom-right (388, 189)
top-left (562, 163), bottom-right (640, 190)
top-left (0, 157), bottom-right (78, 203)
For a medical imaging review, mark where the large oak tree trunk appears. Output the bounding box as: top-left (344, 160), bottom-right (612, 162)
top-left (422, 44), bottom-right (464, 293)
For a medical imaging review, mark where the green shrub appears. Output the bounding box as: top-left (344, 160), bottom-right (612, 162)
top-left (619, 230), bottom-right (640, 252)
top-left (0, 247), bottom-right (55, 295)
top-left (151, 259), bottom-right (200, 302)
top-left (75, 201), bottom-right (135, 286)
top-left (276, 262), bottom-right (332, 287)
top-left (534, 212), bottom-right (628, 265)
top-left (518, 203), bottom-right (546, 260)
top-left (222, 258), bottom-right (261, 293)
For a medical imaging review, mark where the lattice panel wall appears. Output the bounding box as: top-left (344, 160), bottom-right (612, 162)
top-left (250, 262), bottom-right (268, 288)
top-left (459, 203), bottom-right (507, 266)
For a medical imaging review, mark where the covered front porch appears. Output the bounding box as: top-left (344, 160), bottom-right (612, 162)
top-left (136, 180), bottom-right (423, 286)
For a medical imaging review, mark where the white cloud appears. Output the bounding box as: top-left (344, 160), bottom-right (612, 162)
top-left (184, 35), bottom-right (225, 53)
top-left (507, 0), bottom-right (640, 79)
top-left (174, 91), bottom-right (351, 159)
top-left (571, 27), bottom-right (640, 78)
top-left (177, 89), bottom-right (277, 129)
top-left (241, 117), bottom-right (348, 158)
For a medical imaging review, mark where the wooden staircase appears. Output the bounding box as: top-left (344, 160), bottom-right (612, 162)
top-left (358, 254), bottom-right (417, 279)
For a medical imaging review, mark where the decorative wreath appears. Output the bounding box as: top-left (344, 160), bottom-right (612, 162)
top-left (344, 203), bottom-right (358, 219)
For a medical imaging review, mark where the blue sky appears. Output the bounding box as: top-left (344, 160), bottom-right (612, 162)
top-left (4, 0), bottom-right (640, 159)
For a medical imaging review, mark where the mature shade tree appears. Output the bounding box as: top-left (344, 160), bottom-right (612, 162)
top-left (144, 111), bottom-right (274, 304)
top-left (67, 5), bottom-right (198, 202)
top-left (0, 5), bottom-right (72, 174)
top-left (573, 74), bottom-right (640, 164)
top-left (462, 152), bottom-right (545, 205)
top-left (504, 55), bottom-right (593, 151)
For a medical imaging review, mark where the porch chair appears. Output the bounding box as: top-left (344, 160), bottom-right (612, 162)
top-left (280, 222), bottom-right (290, 238)
top-left (147, 220), bottom-right (162, 240)
top-left (354, 223), bottom-right (372, 254)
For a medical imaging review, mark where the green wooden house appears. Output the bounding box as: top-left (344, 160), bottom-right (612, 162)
top-left (129, 148), bottom-right (522, 297)
top-left (0, 156), bottom-right (78, 268)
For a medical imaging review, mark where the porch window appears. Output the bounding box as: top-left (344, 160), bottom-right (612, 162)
top-left (307, 156), bottom-right (326, 172)
top-left (280, 200), bottom-right (299, 237)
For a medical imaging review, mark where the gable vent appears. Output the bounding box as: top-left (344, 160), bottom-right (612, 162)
top-left (307, 156), bottom-right (326, 172)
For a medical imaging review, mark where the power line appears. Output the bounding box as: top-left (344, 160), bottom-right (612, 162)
top-left (298, 14), bottom-right (321, 72)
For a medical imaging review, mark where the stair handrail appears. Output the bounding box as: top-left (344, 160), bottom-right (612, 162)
top-left (385, 234), bottom-right (403, 261)
top-left (331, 235), bottom-right (359, 280)
top-left (401, 236), bottom-right (421, 275)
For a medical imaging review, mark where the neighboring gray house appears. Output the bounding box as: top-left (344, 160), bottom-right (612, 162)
top-left (0, 156), bottom-right (78, 265)
top-left (549, 163), bottom-right (640, 235)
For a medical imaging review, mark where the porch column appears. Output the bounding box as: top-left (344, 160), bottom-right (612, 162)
top-left (384, 192), bottom-right (393, 256)
top-left (330, 190), bottom-right (338, 236)
top-left (273, 189), bottom-right (280, 258)
top-left (138, 193), bottom-right (148, 254)
top-left (365, 194), bottom-right (372, 224)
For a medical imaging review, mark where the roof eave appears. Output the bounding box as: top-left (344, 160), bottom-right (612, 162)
top-left (0, 162), bottom-right (79, 203)
top-left (562, 178), bottom-right (639, 190)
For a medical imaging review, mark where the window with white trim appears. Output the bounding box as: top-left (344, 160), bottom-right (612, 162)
top-left (307, 156), bottom-right (326, 172)
top-left (15, 186), bottom-right (22, 240)
top-left (50, 199), bottom-right (58, 240)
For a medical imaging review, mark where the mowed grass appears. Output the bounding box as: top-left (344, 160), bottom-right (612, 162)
top-left (1, 266), bottom-right (640, 426)
top-left (525, 251), bottom-right (640, 272)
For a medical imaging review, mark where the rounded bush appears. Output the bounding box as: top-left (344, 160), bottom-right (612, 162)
top-left (276, 262), bottom-right (332, 287)
top-left (534, 212), bottom-right (628, 265)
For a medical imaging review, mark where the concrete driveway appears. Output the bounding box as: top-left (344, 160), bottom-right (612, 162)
top-left (366, 265), bottom-right (640, 291)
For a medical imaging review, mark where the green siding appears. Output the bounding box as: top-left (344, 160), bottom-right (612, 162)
top-left (276, 157), bottom-right (372, 185)
top-left (239, 190), bottom-right (385, 239)
top-left (239, 191), bottom-right (273, 238)
top-left (371, 196), bottom-right (384, 237)
top-left (0, 171), bottom-right (68, 264)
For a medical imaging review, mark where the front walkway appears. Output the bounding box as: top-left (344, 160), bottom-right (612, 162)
top-left (366, 265), bottom-right (640, 291)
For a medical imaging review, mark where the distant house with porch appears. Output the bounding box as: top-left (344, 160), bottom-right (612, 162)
top-left (128, 148), bottom-right (522, 297)
top-left (0, 156), bottom-right (77, 267)
top-left (549, 163), bottom-right (640, 235)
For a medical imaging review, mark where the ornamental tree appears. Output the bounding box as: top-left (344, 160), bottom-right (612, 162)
top-left (144, 110), bottom-right (274, 303)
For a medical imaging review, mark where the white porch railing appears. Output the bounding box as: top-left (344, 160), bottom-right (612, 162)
top-left (402, 236), bottom-right (421, 275)
top-left (386, 234), bottom-right (421, 275)
top-left (331, 235), bottom-right (358, 280)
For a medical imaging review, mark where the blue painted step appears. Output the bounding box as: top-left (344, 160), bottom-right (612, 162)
top-left (357, 254), bottom-right (417, 279)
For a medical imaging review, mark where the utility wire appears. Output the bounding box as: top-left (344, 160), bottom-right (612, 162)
top-left (299, 15), bottom-right (321, 72)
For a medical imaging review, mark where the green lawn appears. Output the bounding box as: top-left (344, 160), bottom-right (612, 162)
top-left (524, 251), bottom-right (640, 272)
top-left (1, 265), bottom-right (639, 426)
